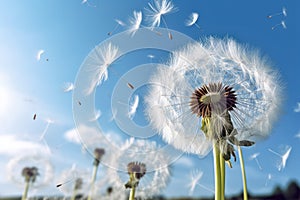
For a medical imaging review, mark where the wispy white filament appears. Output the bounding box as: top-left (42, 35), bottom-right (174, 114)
top-left (128, 95), bottom-right (139, 119)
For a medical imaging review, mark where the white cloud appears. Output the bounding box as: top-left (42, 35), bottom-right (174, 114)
top-left (294, 102), bottom-right (300, 112)
top-left (174, 155), bottom-right (195, 168)
top-left (0, 135), bottom-right (49, 156)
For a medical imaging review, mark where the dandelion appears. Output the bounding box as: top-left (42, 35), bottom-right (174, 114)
top-left (107, 139), bottom-right (171, 200)
top-left (267, 7), bottom-right (287, 18)
top-left (36, 50), bottom-right (44, 61)
top-left (87, 148), bottom-right (105, 200)
top-left (108, 19), bottom-right (126, 36)
top-left (185, 12), bottom-right (201, 29)
top-left (145, 0), bottom-right (178, 39)
top-left (128, 95), bottom-right (139, 119)
top-left (85, 42), bottom-right (120, 95)
top-left (249, 152), bottom-right (262, 170)
top-left (57, 165), bottom-right (90, 200)
top-left (145, 37), bottom-right (282, 200)
top-left (63, 82), bottom-right (75, 92)
top-left (271, 20), bottom-right (287, 30)
top-left (188, 169), bottom-right (214, 195)
top-left (128, 11), bottom-right (142, 36)
top-left (7, 154), bottom-right (54, 199)
top-left (268, 145), bottom-right (292, 171)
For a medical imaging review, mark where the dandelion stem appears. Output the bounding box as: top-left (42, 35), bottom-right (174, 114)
top-left (238, 146), bottom-right (248, 200)
top-left (219, 153), bottom-right (225, 200)
top-left (88, 164), bottom-right (99, 200)
top-left (22, 180), bottom-right (30, 200)
top-left (213, 144), bottom-right (222, 200)
top-left (129, 185), bottom-right (136, 200)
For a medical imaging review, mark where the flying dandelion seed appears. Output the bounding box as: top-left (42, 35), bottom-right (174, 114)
top-left (295, 132), bottom-right (300, 139)
top-left (271, 20), bottom-right (287, 30)
top-left (85, 42), bottom-right (120, 95)
top-left (107, 139), bottom-right (171, 199)
top-left (145, 0), bottom-right (178, 39)
top-left (265, 173), bottom-right (272, 186)
top-left (249, 152), bottom-right (262, 170)
top-left (188, 169), bottom-right (214, 195)
top-left (128, 95), bottom-right (139, 119)
top-left (267, 7), bottom-right (287, 18)
top-left (294, 102), bottom-right (300, 112)
top-left (39, 118), bottom-right (54, 141)
top-left (63, 82), bottom-right (75, 92)
top-left (33, 113), bottom-right (37, 120)
top-left (36, 50), bottom-right (44, 61)
top-left (78, 100), bottom-right (82, 106)
top-left (89, 109), bottom-right (101, 121)
top-left (268, 146), bottom-right (292, 171)
top-left (81, 0), bottom-right (96, 7)
top-left (108, 19), bottom-right (126, 36)
top-left (128, 10), bottom-right (142, 36)
top-left (185, 12), bottom-right (201, 29)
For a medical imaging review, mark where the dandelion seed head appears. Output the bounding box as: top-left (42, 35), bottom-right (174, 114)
top-left (107, 139), bottom-right (171, 199)
top-left (145, 37), bottom-right (282, 155)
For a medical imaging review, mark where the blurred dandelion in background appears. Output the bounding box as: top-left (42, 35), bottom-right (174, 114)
top-left (185, 12), bottom-right (201, 29)
top-left (7, 153), bottom-right (54, 199)
top-left (268, 145), bottom-right (292, 171)
top-left (107, 139), bottom-right (171, 200)
top-left (56, 164), bottom-right (90, 200)
top-left (267, 7), bottom-right (287, 19)
top-left (145, 0), bottom-right (178, 39)
top-left (145, 37), bottom-right (282, 199)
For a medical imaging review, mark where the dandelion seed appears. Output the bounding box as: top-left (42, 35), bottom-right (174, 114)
top-left (267, 7), bottom-right (287, 18)
top-left (265, 173), bottom-right (272, 186)
top-left (39, 118), bottom-right (54, 141)
top-left (145, 0), bottom-right (178, 39)
top-left (78, 101), bottom-right (82, 106)
top-left (188, 169), bottom-right (214, 195)
top-left (89, 109), bottom-right (101, 121)
top-left (86, 42), bottom-right (120, 95)
top-left (128, 11), bottom-right (142, 36)
top-left (185, 12), bottom-right (201, 29)
top-left (147, 54), bottom-right (155, 59)
top-left (295, 132), bottom-right (300, 138)
top-left (36, 50), bottom-right (44, 61)
top-left (63, 82), bottom-right (75, 92)
top-left (268, 146), bottom-right (292, 171)
top-left (249, 152), bottom-right (262, 170)
top-left (33, 114), bottom-right (37, 120)
top-left (81, 0), bottom-right (96, 7)
top-left (108, 19), bottom-right (126, 36)
top-left (271, 20), bottom-right (287, 30)
top-left (128, 95), bottom-right (139, 119)
top-left (127, 82), bottom-right (134, 90)
top-left (294, 102), bottom-right (300, 112)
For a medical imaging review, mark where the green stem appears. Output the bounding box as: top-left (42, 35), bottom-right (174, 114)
top-left (22, 181), bottom-right (30, 200)
top-left (238, 146), bottom-right (248, 200)
top-left (213, 144), bottom-right (221, 200)
top-left (88, 164), bottom-right (99, 200)
top-left (129, 186), bottom-right (136, 200)
top-left (219, 153), bottom-right (225, 200)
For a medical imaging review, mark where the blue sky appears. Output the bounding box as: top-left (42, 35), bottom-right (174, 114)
top-left (0, 0), bottom-right (300, 198)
